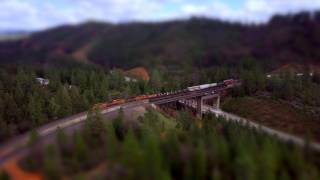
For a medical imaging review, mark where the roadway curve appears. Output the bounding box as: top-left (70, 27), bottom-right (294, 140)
top-left (0, 100), bottom-right (149, 167)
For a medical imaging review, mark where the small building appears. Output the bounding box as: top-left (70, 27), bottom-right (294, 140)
top-left (36, 77), bottom-right (50, 86)
top-left (124, 76), bottom-right (137, 82)
top-left (296, 73), bottom-right (304, 77)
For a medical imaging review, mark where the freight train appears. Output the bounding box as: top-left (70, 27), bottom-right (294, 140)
top-left (93, 94), bottom-right (157, 110)
top-left (93, 79), bottom-right (240, 110)
top-left (186, 79), bottom-right (239, 91)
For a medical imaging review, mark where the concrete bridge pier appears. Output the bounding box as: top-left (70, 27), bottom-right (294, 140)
top-left (196, 97), bottom-right (203, 118)
top-left (216, 95), bottom-right (220, 109)
top-left (202, 94), bottom-right (221, 110)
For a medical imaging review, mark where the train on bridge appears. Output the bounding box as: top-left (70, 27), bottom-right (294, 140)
top-left (94, 79), bottom-right (240, 110)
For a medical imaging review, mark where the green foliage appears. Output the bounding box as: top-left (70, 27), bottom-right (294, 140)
top-left (83, 109), bottom-right (106, 146)
top-left (112, 108), bottom-right (126, 140)
top-left (0, 65), bottom-right (150, 142)
top-left (105, 123), bottom-right (119, 161)
top-left (176, 111), bottom-right (193, 130)
top-left (121, 130), bottom-right (145, 179)
top-left (149, 69), bottom-right (162, 92)
top-left (266, 72), bottom-right (320, 106)
top-left (21, 110), bottom-right (320, 179)
top-left (43, 145), bottom-right (61, 180)
top-left (28, 94), bottom-right (46, 126)
top-left (0, 171), bottom-right (10, 180)
top-left (28, 129), bottom-right (39, 145)
top-left (54, 86), bottom-right (72, 118)
top-left (73, 131), bottom-right (89, 166)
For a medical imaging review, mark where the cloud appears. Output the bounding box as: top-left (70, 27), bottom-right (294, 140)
top-left (181, 0), bottom-right (320, 23)
top-left (0, 0), bottom-right (320, 30)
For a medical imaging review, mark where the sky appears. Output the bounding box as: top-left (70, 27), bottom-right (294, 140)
top-left (1, 0), bottom-right (320, 30)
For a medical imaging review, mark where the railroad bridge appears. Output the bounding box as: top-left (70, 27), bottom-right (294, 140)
top-left (149, 79), bottom-right (241, 118)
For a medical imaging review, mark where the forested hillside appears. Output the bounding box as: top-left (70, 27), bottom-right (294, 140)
top-left (12, 109), bottom-right (320, 179)
top-left (0, 65), bottom-right (154, 142)
top-left (0, 11), bottom-right (320, 71)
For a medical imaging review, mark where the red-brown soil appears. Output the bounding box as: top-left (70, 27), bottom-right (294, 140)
top-left (1, 158), bottom-right (43, 180)
top-left (125, 67), bottom-right (150, 81)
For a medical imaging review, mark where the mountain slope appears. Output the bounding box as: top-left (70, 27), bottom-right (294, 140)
top-left (0, 11), bottom-right (320, 70)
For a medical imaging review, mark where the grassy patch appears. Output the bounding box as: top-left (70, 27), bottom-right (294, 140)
top-left (222, 96), bottom-right (320, 142)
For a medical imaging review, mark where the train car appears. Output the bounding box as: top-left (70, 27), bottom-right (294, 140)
top-left (146, 94), bottom-right (158, 98)
top-left (208, 83), bottom-right (217, 87)
top-left (138, 94), bottom-right (158, 101)
top-left (94, 93), bottom-right (158, 111)
top-left (187, 85), bottom-right (200, 91)
top-left (110, 99), bottom-right (126, 106)
top-left (187, 83), bottom-right (218, 91)
top-left (93, 98), bottom-right (126, 110)
top-left (223, 79), bottom-right (240, 88)
top-left (134, 95), bottom-right (149, 101)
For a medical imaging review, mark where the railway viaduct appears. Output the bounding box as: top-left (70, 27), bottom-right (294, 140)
top-left (149, 80), bottom-right (240, 118)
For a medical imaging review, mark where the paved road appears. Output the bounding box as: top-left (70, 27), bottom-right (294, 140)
top-left (0, 100), bottom-right (149, 166)
top-left (178, 99), bottom-right (320, 152)
top-left (205, 105), bottom-right (320, 152)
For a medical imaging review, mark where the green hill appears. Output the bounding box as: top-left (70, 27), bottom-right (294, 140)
top-left (0, 11), bottom-right (320, 71)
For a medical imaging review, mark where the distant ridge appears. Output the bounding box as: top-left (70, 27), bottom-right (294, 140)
top-left (0, 11), bottom-right (320, 71)
top-left (0, 30), bottom-right (30, 41)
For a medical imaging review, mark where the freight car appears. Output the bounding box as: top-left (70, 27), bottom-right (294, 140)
top-left (187, 83), bottom-right (217, 91)
top-left (93, 94), bottom-right (158, 110)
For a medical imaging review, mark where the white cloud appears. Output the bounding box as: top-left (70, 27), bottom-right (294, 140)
top-left (182, 0), bottom-right (320, 22)
top-left (0, 0), bottom-right (320, 30)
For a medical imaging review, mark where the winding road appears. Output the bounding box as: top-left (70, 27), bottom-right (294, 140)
top-left (0, 100), bottom-right (149, 167)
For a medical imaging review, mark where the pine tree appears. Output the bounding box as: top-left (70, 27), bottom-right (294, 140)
top-left (3, 93), bottom-right (19, 123)
top-left (28, 129), bottom-right (40, 145)
top-left (54, 86), bottom-right (72, 118)
top-left (177, 111), bottom-right (193, 131)
top-left (105, 124), bottom-right (119, 161)
top-left (143, 133), bottom-right (165, 180)
top-left (84, 109), bottom-right (106, 146)
top-left (97, 77), bottom-right (109, 101)
top-left (150, 69), bottom-right (162, 92)
top-left (43, 145), bottom-right (61, 180)
top-left (56, 128), bottom-right (68, 156)
top-left (83, 89), bottom-right (96, 105)
top-left (112, 108), bottom-right (125, 140)
top-left (28, 94), bottom-right (46, 126)
top-left (69, 87), bottom-right (87, 113)
top-left (48, 97), bottom-right (60, 119)
top-left (193, 142), bottom-right (207, 180)
top-left (121, 130), bottom-right (144, 179)
top-left (73, 131), bottom-right (89, 166)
